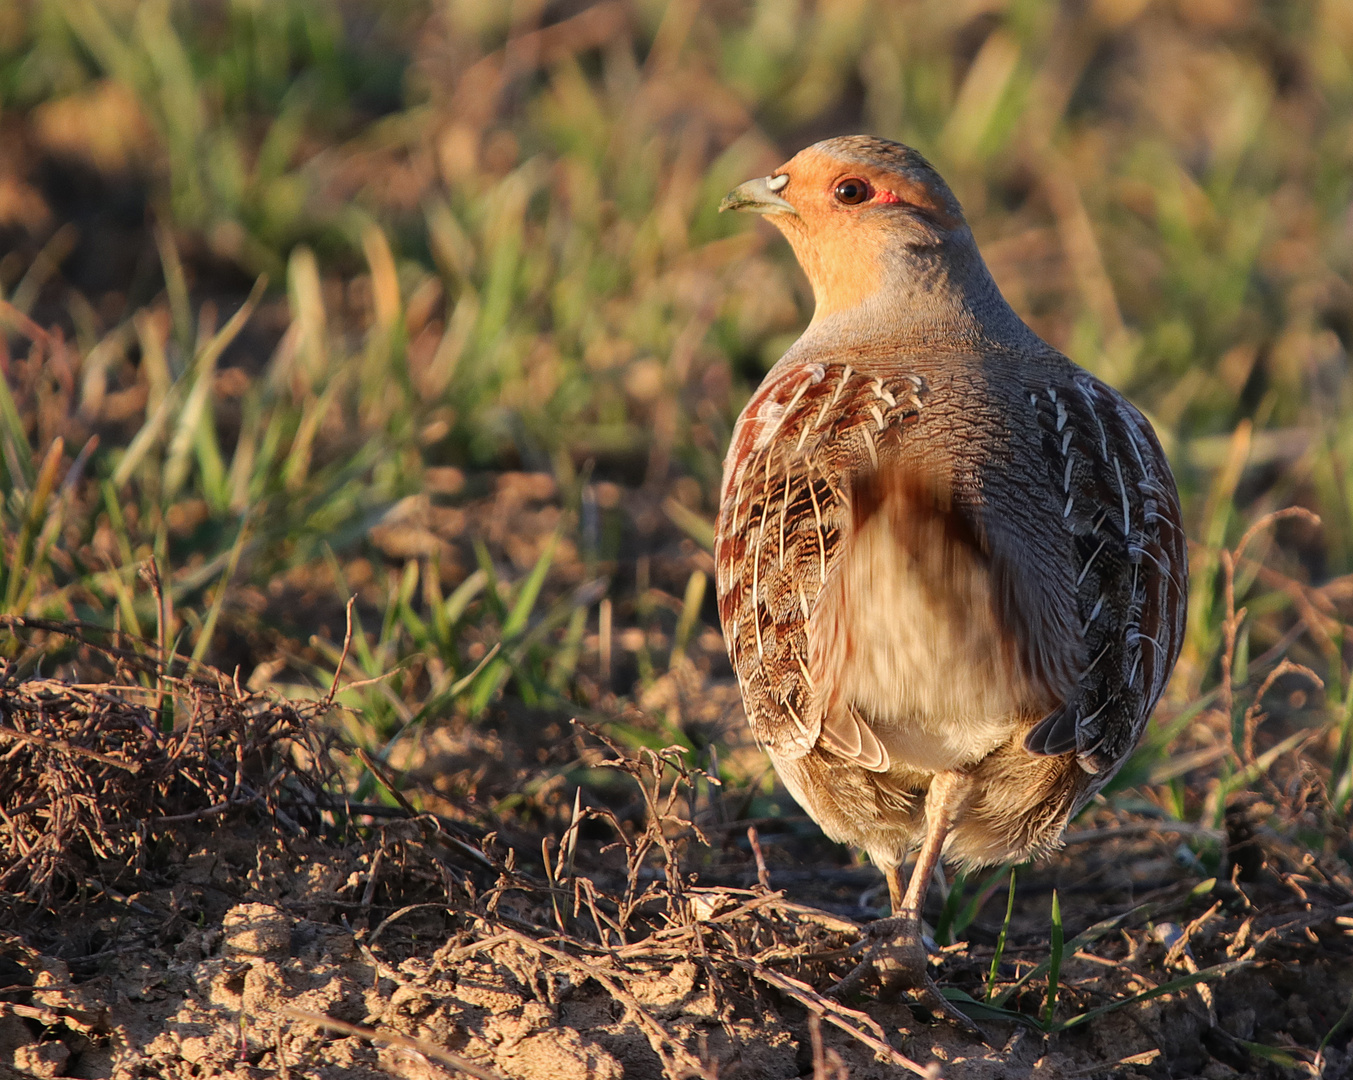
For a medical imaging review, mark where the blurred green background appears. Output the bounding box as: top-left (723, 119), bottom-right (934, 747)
top-left (2, 0), bottom-right (1353, 825)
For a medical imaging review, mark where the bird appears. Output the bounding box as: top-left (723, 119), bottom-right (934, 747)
top-left (713, 136), bottom-right (1187, 1017)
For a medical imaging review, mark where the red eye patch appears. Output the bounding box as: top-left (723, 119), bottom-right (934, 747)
top-left (873, 178), bottom-right (962, 229)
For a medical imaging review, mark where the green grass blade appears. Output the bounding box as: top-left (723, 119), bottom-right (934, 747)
top-left (663, 498), bottom-right (714, 552)
top-left (987, 867), bottom-right (1017, 1002)
top-left (190, 515), bottom-right (250, 666)
top-left (948, 863), bottom-right (1010, 944)
top-left (2, 438), bottom-right (63, 614)
top-left (1052, 960), bottom-right (1250, 1032)
top-left (1237, 1041), bottom-right (1299, 1069)
top-left (934, 872), bottom-right (969, 947)
top-left (163, 360), bottom-right (218, 500)
top-left (503, 530), bottom-right (559, 639)
top-left (468, 531), bottom-right (559, 714)
top-left (1316, 987), bottom-right (1353, 1061)
top-left (442, 568), bottom-right (488, 631)
top-left (112, 383), bottom-right (182, 490)
top-left (472, 540), bottom-right (508, 624)
top-left (1043, 890), bottom-right (1063, 1028)
top-left (1330, 673), bottom-right (1353, 810)
top-left (0, 365), bottom-right (33, 492)
top-left (550, 604), bottom-right (588, 691)
top-left (670, 568), bottom-right (706, 666)
top-left (992, 899), bottom-right (1162, 1007)
top-left (154, 220), bottom-right (194, 352)
top-left (388, 560), bottom-right (424, 654)
top-left (281, 374), bottom-right (345, 492)
top-left (939, 987), bottom-right (1042, 1028)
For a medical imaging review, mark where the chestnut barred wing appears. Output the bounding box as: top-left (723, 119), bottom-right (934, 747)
top-left (714, 362), bottom-right (928, 759)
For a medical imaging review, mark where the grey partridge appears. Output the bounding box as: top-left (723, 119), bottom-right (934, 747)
top-left (714, 137), bottom-right (1187, 1013)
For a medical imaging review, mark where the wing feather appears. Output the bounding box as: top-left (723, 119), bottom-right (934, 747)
top-left (1019, 375), bottom-right (1187, 778)
top-left (714, 361), bottom-right (926, 760)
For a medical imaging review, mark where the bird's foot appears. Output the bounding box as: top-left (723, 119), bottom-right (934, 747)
top-left (828, 917), bottom-right (985, 1037)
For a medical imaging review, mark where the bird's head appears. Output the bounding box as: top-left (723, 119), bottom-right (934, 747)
top-left (721, 137), bottom-right (988, 333)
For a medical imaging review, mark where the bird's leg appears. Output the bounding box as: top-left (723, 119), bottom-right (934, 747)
top-left (830, 770), bottom-right (978, 1028)
top-left (886, 862), bottom-right (906, 916)
top-left (874, 769), bottom-right (971, 981)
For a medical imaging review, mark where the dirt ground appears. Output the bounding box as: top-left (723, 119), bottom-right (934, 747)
top-left (3, 625), bottom-right (1353, 1080)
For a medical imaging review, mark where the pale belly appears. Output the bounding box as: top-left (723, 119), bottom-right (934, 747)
top-left (813, 499), bottom-right (1044, 775)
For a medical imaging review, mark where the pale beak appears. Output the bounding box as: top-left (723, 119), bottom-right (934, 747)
top-left (718, 175), bottom-right (796, 216)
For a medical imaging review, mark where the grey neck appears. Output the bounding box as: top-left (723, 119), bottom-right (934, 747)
top-left (791, 228), bottom-right (1044, 362)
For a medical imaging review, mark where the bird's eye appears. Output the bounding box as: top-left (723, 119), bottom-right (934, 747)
top-left (833, 178), bottom-right (872, 205)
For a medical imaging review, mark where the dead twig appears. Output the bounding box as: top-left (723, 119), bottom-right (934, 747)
top-left (1241, 659), bottom-right (1322, 768)
top-left (323, 597), bottom-right (357, 709)
top-left (282, 1006), bottom-right (505, 1080)
top-left (488, 924), bottom-right (705, 1076)
top-left (747, 824), bottom-right (771, 890)
top-left (738, 959), bottom-right (941, 1078)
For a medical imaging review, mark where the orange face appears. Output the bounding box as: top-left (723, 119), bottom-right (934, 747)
top-left (720, 140), bottom-right (966, 321)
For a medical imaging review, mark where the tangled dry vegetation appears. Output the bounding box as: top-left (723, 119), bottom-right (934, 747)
top-left (0, 617), bottom-right (335, 907)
